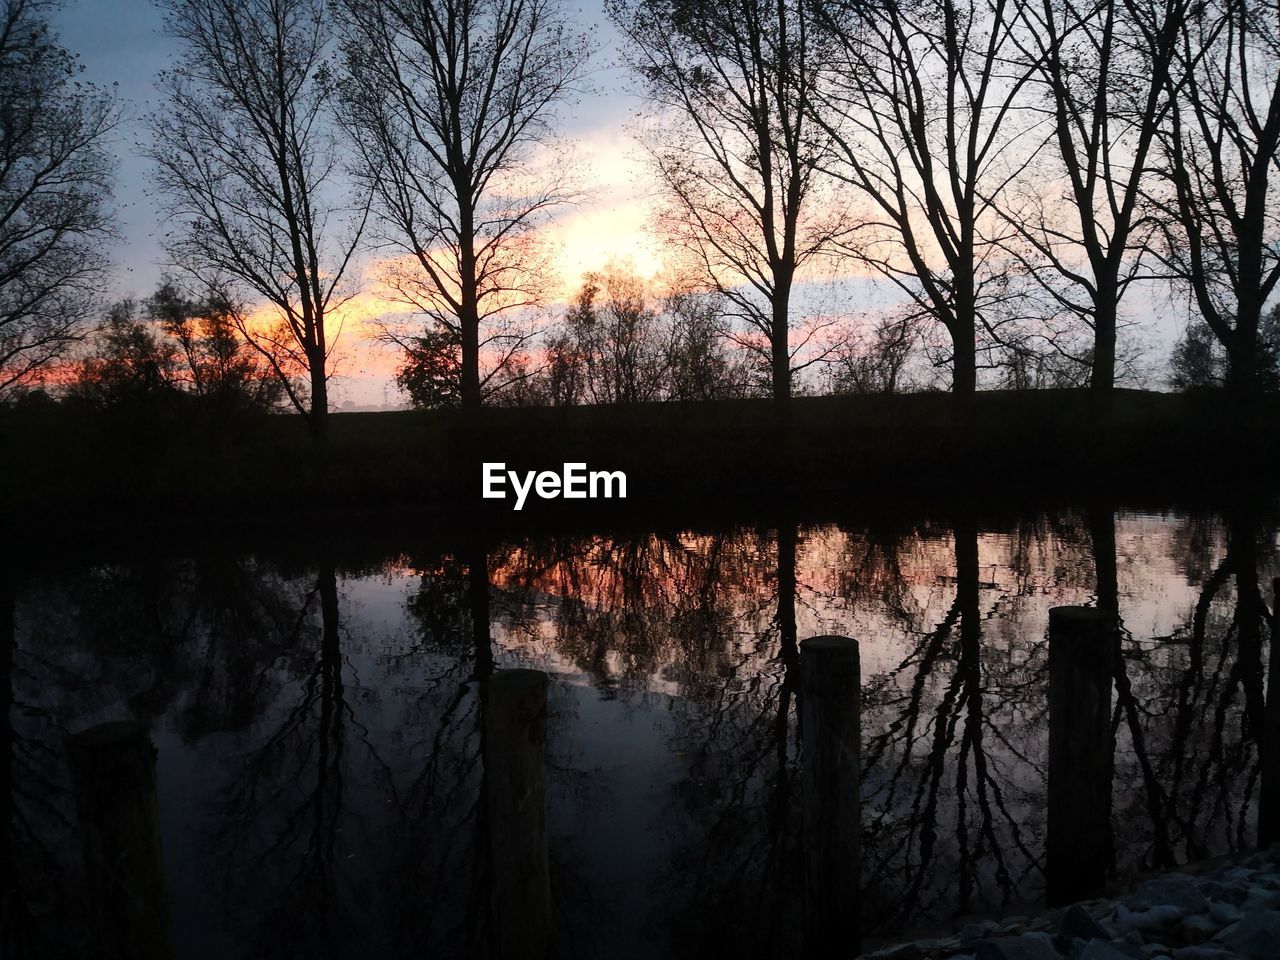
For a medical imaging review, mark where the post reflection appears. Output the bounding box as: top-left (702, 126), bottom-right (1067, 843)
top-left (3, 506), bottom-right (1278, 957)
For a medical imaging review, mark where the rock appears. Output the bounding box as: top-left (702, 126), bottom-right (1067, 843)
top-left (1246, 847), bottom-right (1280, 869)
top-left (1069, 942), bottom-right (1145, 960)
top-left (1219, 909), bottom-right (1280, 960)
top-left (1206, 866), bottom-right (1249, 883)
top-left (996, 917), bottom-right (1032, 934)
top-left (1205, 901), bottom-right (1243, 927)
top-left (1114, 905), bottom-right (1183, 936)
top-left (1240, 887), bottom-right (1280, 912)
top-left (1174, 914), bottom-right (1219, 944)
top-left (1170, 948), bottom-right (1238, 960)
top-left (1023, 932), bottom-right (1058, 950)
top-left (911, 942), bottom-right (962, 957)
top-left (1127, 879), bottom-right (1208, 913)
top-left (1060, 905), bottom-right (1111, 942)
top-left (961, 923), bottom-right (994, 945)
top-left (975, 936), bottom-right (1064, 960)
top-left (1195, 881), bottom-right (1247, 905)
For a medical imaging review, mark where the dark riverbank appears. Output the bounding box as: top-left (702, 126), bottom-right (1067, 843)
top-left (4, 388), bottom-right (1277, 540)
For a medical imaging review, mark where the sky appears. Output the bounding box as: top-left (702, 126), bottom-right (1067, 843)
top-left (50, 0), bottom-right (1183, 406)
top-left (51, 0), bottom-right (667, 406)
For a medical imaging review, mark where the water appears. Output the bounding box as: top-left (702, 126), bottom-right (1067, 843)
top-left (4, 505), bottom-right (1275, 958)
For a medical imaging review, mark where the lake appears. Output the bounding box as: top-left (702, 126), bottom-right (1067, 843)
top-left (4, 504), bottom-right (1275, 958)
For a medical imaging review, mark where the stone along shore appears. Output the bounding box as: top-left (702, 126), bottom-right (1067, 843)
top-left (857, 848), bottom-right (1280, 960)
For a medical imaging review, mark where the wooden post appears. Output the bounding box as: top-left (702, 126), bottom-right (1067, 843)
top-left (800, 635), bottom-right (861, 957)
top-left (484, 669), bottom-right (551, 960)
top-left (66, 721), bottom-right (172, 960)
top-left (1261, 579), bottom-right (1280, 846)
top-left (1047, 607), bottom-right (1114, 906)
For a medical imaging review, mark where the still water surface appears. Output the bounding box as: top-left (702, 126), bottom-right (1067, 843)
top-left (5, 506), bottom-right (1275, 958)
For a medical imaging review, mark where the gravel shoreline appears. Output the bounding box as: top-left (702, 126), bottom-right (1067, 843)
top-left (857, 848), bottom-right (1280, 960)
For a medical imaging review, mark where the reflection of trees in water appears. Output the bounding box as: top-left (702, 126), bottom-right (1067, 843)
top-left (380, 543), bottom-right (492, 957)
top-left (5, 508), bottom-right (1279, 956)
top-left (491, 532), bottom-right (755, 698)
top-left (856, 521), bottom-right (1054, 933)
top-left (2, 565), bottom-right (81, 959)
top-left (645, 524), bottom-right (803, 957)
top-left (1117, 508), bottom-right (1276, 868)
top-left (211, 562), bottom-right (381, 959)
top-left (4, 553), bottom-right (312, 956)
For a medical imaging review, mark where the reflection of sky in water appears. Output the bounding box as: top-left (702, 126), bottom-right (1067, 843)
top-left (8, 508), bottom-right (1271, 957)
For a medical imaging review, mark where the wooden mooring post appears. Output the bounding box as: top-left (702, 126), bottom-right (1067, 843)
top-left (800, 635), bottom-right (861, 957)
top-left (66, 720), bottom-right (172, 960)
top-left (1046, 606), bottom-right (1115, 906)
top-left (1261, 579), bottom-right (1280, 846)
top-left (484, 668), bottom-right (551, 960)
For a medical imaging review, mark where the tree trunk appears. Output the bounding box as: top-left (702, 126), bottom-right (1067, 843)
top-left (1091, 294), bottom-right (1117, 392)
top-left (1226, 313), bottom-right (1261, 398)
top-left (459, 198), bottom-right (483, 413)
top-left (951, 326), bottom-right (976, 397)
top-left (771, 281), bottom-right (791, 403)
top-left (460, 305), bottom-right (481, 412)
top-left (308, 350), bottom-right (328, 440)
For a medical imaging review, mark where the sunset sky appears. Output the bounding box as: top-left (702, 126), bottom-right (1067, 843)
top-left (51, 0), bottom-right (677, 404)
top-left (52, 0), bottom-right (1179, 405)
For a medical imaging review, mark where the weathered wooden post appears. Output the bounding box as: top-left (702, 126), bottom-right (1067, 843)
top-left (66, 721), bottom-right (172, 960)
top-left (484, 669), bottom-right (551, 960)
top-left (1046, 607), bottom-right (1115, 906)
top-left (1261, 579), bottom-right (1280, 846)
top-left (800, 635), bottom-right (861, 957)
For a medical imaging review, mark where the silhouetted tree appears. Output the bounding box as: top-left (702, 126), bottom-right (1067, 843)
top-left (663, 289), bottom-right (754, 401)
top-left (150, 0), bottom-right (368, 438)
top-left (337, 0), bottom-right (591, 414)
top-left (562, 265), bottom-right (674, 405)
top-left (612, 0), bottom-right (843, 403)
top-left (146, 281), bottom-right (287, 415)
top-left (68, 284), bottom-right (287, 415)
top-left (1169, 306), bottom-right (1280, 391)
top-left (0, 0), bottom-right (116, 396)
top-left (1006, 0), bottom-right (1188, 391)
top-left (815, 0), bottom-right (1040, 396)
top-left (496, 265), bottom-right (751, 406)
top-left (1149, 0), bottom-right (1280, 397)
top-left (65, 299), bottom-right (179, 410)
top-left (825, 313), bottom-right (925, 395)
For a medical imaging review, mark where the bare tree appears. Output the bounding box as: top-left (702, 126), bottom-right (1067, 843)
top-left (1147, 0), bottom-right (1280, 396)
top-left (336, 0), bottom-right (590, 414)
top-left (1006, 0), bottom-right (1187, 391)
top-left (825, 312), bottom-right (925, 395)
top-left (612, 0), bottom-right (843, 403)
top-left (0, 0), bottom-right (115, 396)
top-left (815, 0), bottom-right (1041, 397)
top-left (564, 265), bottom-right (672, 404)
top-left (149, 0), bottom-right (367, 438)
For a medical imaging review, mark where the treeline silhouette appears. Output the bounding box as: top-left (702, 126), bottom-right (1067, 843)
top-left (1, 0), bottom-right (1279, 433)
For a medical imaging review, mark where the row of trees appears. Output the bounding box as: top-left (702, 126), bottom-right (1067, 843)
top-left (621, 0), bottom-right (1280, 401)
top-left (0, 0), bottom-right (1277, 430)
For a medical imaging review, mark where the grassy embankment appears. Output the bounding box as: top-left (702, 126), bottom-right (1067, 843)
top-left (2, 388), bottom-right (1276, 540)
